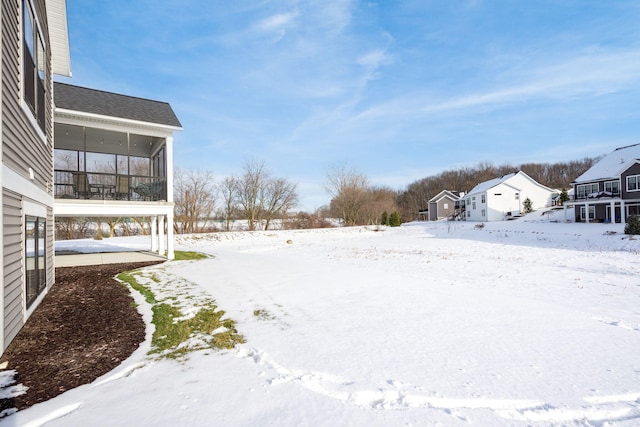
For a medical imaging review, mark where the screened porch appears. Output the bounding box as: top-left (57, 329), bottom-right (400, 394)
top-left (54, 123), bottom-right (168, 202)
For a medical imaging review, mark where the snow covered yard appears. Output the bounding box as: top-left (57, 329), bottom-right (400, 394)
top-left (5, 217), bottom-right (640, 426)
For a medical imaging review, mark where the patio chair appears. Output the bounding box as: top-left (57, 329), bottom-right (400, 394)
top-left (116, 176), bottom-right (130, 200)
top-left (72, 173), bottom-right (89, 199)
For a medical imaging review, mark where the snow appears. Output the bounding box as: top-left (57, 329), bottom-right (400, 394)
top-left (4, 211), bottom-right (640, 426)
top-left (573, 143), bottom-right (640, 183)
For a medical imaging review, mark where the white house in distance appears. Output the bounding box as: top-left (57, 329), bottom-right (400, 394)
top-left (464, 171), bottom-right (557, 221)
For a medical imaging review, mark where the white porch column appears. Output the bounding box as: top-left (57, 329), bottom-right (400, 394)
top-left (621, 200), bottom-right (626, 226)
top-left (151, 216), bottom-right (158, 252)
top-left (585, 202), bottom-right (590, 223)
top-left (610, 200), bottom-right (615, 223)
top-left (165, 136), bottom-right (174, 203)
top-left (159, 215), bottom-right (165, 256)
top-left (167, 212), bottom-right (175, 260)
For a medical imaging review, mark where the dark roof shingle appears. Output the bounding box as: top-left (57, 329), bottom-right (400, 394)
top-left (54, 82), bottom-right (182, 128)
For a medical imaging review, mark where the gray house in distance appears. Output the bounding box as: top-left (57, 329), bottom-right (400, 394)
top-left (1, 0), bottom-right (71, 353)
top-left (572, 143), bottom-right (640, 223)
top-left (427, 190), bottom-right (463, 221)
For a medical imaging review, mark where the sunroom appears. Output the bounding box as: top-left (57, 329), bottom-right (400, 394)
top-left (52, 82), bottom-right (182, 258)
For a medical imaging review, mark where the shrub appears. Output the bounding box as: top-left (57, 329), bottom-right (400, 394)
top-left (625, 215), bottom-right (640, 235)
top-left (523, 197), bottom-right (533, 213)
top-left (381, 211), bottom-right (389, 226)
top-left (389, 211), bottom-right (401, 227)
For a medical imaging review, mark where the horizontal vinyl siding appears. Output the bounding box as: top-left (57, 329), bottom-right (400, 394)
top-left (1, 0), bottom-right (54, 193)
top-left (3, 190), bottom-right (23, 349)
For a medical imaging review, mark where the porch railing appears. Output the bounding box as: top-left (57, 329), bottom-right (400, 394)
top-left (54, 170), bottom-right (167, 202)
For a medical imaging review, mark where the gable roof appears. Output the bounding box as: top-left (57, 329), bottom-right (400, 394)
top-left (573, 143), bottom-right (640, 183)
top-left (467, 172), bottom-right (518, 195)
top-left (467, 170), bottom-right (554, 196)
top-left (428, 190), bottom-right (461, 203)
top-left (54, 82), bottom-right (182, 128)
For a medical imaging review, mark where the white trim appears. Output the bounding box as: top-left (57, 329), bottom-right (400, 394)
top-left (3, 165), bottom-right (52, 206)
top-left (21, 99), bottom-right (47, 143)
top-left (20, 0), bottom-right (49, 142)
top-left (22, 205), bottom-right (48, 321)
top-left (626, 174), bottom-right (640, 192)
top-left (56, 109), bottom-right (182, 135)
top-left (165, 136), bottom-right (174, 202)
top-left (158, 215), bottom-right (165, 256)
top-left (167, 212), bottom-right (174, 259)
top-left (151, 216), bottom-right (158, 252)
top-left (45, 0), bottom-right (72, 77)
top-left (54, 199), bottom-right (173, 217)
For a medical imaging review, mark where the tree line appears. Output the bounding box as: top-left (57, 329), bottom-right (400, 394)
top-left (55, 156), bottom-right (600, 238)
top-left (395, 158), bottom-right (598, 221)
top-left (174, 159), bottom-right (298, 233)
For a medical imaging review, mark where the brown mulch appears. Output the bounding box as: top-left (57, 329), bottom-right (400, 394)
top-left (0, 261), bottom-right (163, 411)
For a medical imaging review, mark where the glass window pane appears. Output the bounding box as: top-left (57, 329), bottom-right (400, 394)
top-left (54, 149), bottom-right (79, 171)
top-left (86, 152), bottom-right (116, 173)
top-left (25, 217), bottom-right (37, 307)
top-left (130, 156), bottom-right (150, 176)
top-left (37, 219), bottom-right (46, 292)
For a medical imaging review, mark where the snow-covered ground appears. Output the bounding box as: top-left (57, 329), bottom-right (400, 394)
top-left (5, 212), bottom-right (640, 426)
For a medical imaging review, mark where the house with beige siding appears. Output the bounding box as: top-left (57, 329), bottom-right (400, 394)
top-left (1, 0), bottom-right (181, 356)
top-left (1, 0), bottom-right (71, 353)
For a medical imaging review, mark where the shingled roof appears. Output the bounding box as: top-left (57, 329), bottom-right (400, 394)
top-left (54, 82), bottom-right (182, 128)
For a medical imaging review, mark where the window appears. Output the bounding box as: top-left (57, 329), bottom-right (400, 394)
top-left (25, 216), bottom-right (46, 308)
top-left (443, 203), bottom-right (449, 209)
top-left (515, 193), bottom-right (520, 200)
top-left (481, 209), bottom-right (486, 217)
top-left (604, 180), bottom-right (620, 195)
top-left (577, 183), bottom-right (599, 199)
top-left (472, 202), bottom-right (476, 210)
top-left (481, 195), bottom-right (486, 204)
top-left (580, 206), bottom-right (595, 221)
top-left (22, 0), bottom-right (46, 132)
top-left (628, 175), bottom-right (640, 192)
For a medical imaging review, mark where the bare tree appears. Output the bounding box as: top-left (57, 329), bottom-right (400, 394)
top-left (218, 176), bottom-right (238, 232)
top-left (326, 165), bottom-right (370, 226)
top-left (261, 177), bottom-right (299, 230)
top-left (174, 168), bottom-right (217, 234)
top-left (235, 160), bottom-right (269, 231)
top-left (364, 187), bottom-right (398, 225)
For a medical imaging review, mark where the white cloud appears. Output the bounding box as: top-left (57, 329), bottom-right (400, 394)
top-left (354, 48), bottom-right (640, 122)
top-left (253, 12), bottom-right (298, 33)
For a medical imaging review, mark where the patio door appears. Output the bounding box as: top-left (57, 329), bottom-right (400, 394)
top-left (605, 205), bottom-right (622, 223)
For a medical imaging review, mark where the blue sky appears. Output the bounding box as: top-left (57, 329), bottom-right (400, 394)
top-left (58, 0), bottom-right (640, 210)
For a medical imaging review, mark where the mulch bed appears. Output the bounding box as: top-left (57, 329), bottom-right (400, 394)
top-left (0, 261), bottom-right (163, 411)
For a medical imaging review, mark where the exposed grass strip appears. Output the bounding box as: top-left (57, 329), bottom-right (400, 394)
top-left (173, 250), bottom-right (210, 261)
top-left (117, 269), bottom-right (244, 359)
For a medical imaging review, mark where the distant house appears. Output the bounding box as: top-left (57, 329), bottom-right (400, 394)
top-left (464, 171), bottom-right (556, 221)
top-left (571, 143), bottom-right (640, 224)
top-left (53, 83), bottom-right (182, 258)
top-left (1, 0), bottom-right (71, 354)
top-left (426, 190), bottom-right (464, 221)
